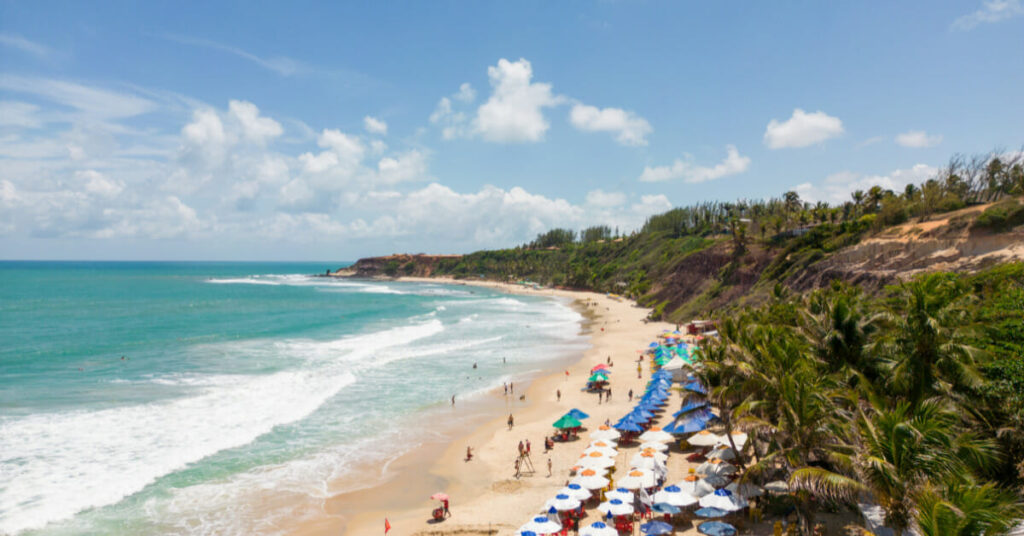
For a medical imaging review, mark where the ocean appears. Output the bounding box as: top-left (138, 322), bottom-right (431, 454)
top-left (0, 262), bottom-right (587, 535)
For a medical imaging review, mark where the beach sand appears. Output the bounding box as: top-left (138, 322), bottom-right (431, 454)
top-left (292, 277), bottom-right (858, 536)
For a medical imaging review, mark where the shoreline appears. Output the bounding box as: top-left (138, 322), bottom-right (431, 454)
top-left (293, 276), bottom-right (674, 536)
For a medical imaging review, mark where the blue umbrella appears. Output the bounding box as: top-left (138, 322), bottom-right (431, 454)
top-left (519, 532), bottom-right (538, 536)
top-left (694, 507), bottom-right (728, 518)
top-left (640, 520), bottom-right (673, 535)
top-left (567, 408), bottom-right (590, 420)
top-left (652, 503), bottom-right (682, 514)
top-left (662, 421), bottom-right (677, 434)
top-left (683, 380), bottom-right (707, 394)
top-left (648, 342), bottom-right (659, 348)
top-left (673, 400), bottom-right (710, 417)
top-left (670, 417), bottom-right (708, 434)
top-left (614, 420), bottom-right (643, 432)
top-left (697, 521), bottom-right (736, 536)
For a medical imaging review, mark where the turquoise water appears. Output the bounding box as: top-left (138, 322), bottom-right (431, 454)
top-left (0, 262), bottom-right (586, 535)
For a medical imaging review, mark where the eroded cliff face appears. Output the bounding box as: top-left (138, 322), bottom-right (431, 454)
top-left (787, 205), bottom-right (1024, 292)
top-left (331, 254), bottom-right (463, 278)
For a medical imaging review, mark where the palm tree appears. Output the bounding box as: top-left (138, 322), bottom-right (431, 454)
top-left (852, 190), bottom-right (866, 215)
top-left (916, 481), bottom-right (1024, 536)
top-left (799, 291), bottom-right (882, 391)
top-left (882, 274), bottom-right (985, 406)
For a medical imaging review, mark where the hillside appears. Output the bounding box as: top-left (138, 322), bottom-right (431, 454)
top-left (338, 197), bottom-right (1024, 323)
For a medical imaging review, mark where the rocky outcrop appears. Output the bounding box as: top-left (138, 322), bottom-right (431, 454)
top-left (331, 254), bottom-right (463, 279)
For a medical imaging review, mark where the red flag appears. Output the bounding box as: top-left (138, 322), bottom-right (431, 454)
top-left (564, 370), bottom-right (569, 376)
top-left (385, 518), bottom-right (391, 534)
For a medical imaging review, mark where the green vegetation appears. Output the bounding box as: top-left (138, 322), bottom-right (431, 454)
top-left (696, 265), bottom-right (1024, 535)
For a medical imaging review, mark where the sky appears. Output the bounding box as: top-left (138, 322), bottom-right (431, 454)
top-left (1, 1), bottom-right (1022, 261)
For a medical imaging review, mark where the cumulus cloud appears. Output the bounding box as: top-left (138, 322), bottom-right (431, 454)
top-left (585, 189), bottom-right (627, 208)
top-left (639, 145), bottom-right (751, 183)
top-left (895, 130), bottom-right (942, 148)
top-left (228, 100), bottom-right (283, 144)
top-left (569, 104), bottom-right (652, 146)
top-left (363, 116), bottom-right (387, 135)
top-left (454, 83), bottom-right (476, 103)
top-left (763, 108), bottom-right (844, 149)
top-left (794, 163), bottom-right (939, 204)
top-left (473, 58), bottom-right (563, 143)
top-left (952, 0), bottom-right (1024, 29)
top-left (376, 150), bottom-right (428, 184)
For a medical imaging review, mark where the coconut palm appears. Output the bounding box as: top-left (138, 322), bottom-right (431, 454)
top-left (915, 481), bottom-right (1024, 536)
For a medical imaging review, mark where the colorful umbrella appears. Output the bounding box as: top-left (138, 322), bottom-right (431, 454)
top-left (567, 408), bottom-right (590, 420)
top-left (430, 492), bottom-right (449, 501)
top-left (640, 520), bottom-right (674, 535)
top-left (553, 415), bottom-right (583, 429)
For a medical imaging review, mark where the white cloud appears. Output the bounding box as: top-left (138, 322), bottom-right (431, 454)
top-left (794, 164), bottom-right (939, 204)
top-left (473, 58), bottom-right (563, 143)
top-left (162, 34), bottom-right (303, 76)
top-left (952, 0), bottom-right (1024, 30)
top-left (585, 189), bottom-right (627, 208)
top-left (763, 108), bottom-right (844, 149)
top-left (0, 101), bottom-right (43, 128)
top-left (0, 75), bottom-right (156, 119)
top-left (639, 145), bottom-right (751, 183)
top-left (455, 83), bottom-right (476, 103)
top-left (363, 116), bottom-right (388, 135)
top-left (317, 128), bottom-right (365, 164)
top-left (376, 150), bottom-right (427, 184)
top-left (569, 104), bottom-right (652, 146)
top-left (76, 170), bottom-right (123, 197)
top-left (0, 33), bottom-right (51, 58)
top-left (895, 130), bottom-right (942, 148)
top-left (228, 100), bottom-right (282, 144)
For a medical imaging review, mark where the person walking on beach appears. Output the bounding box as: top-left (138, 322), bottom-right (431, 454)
top-left (510, 382), bottom-right (514, 394)
top-left (504, 383), bottom-right (508, 395)
top-left (556, 389), bottom-right (561, 402)
top-left (525, 439), bottom-right (531, 455)
top-left (466, 446), bottom-right (473, 461)
top-left (628, 389), bottom-right (633, 402)
top-left (606, 388), bottom-right (611, 401)
top-left (518, 440), bottom-right (524, 456)
top-left (514, 457), bottom-right (521, 479)
top-left (508, 414), bottom-right (514, 429)
top-left (547, 457), bottom-right (553, 477)
top-left (451, 395), bottom-right (455, 406)
top-left (443, 498), bottom-right (451, 518)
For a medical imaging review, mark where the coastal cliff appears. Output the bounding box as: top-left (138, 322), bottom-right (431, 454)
top-left (331, 254), bottom-right (463, 278)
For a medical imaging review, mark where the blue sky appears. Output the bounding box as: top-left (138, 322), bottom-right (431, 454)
top-left (1, 1), bottom-right (1022, 260)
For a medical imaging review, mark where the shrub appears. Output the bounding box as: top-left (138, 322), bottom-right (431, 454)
top-left (974, 199), bottom-right (1024, 232)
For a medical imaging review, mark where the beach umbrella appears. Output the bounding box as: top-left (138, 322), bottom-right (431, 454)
top-left (590, 426), bottom-right (620, 441)
top-left (627, 412), bottom-right (651, 424)
top-left (578, 453), bottom-right (616, 470)
top-left (591, 439), bottom-right (617, 448)
top-left (687, 431), bottom-right (722, 447)
top-left (707, 446), bottom-right (737, 461)
top-left (591, 364), bottom-right (610, 372)
top-left (640, 520), bottom-right (674, 535)
top-left (632, 408), bottom-right (656, 420)
top-left (697, 521), bottom-right (737, 536)
top-left (519, 516), bottom-right (562, 535)
top-left (430, 492), bottom-right (449, 501)
top-left (683, 380), bottom-right (707, 394)
top-left (702, 475), bottom-right (730, 488)
top-left (677, 475), bottom-right (716, 498)
top-left (725, 482), bottom-right (764, 499)
top-left (580, 521), bottom-right (618, 536)
top-left (618, 468), bottom-right (658, 490)
top-left (544, 493), bottom-right (582, 512)
top-left (553, 414), bottom-right (583, 429)
top-left (673, 400), bottom-right (710, 417)
top-left (519, 532), bottom-right (537, 536)
top-left (567, 408), bottom-right (590, 420)
top-left (648, 342), bottom-right (659, 348)
top-left (698, 489), bottom-right (748, 512)
top-left (719, 431), bottom-right (748, 449)
top-left (672, 417), bottom-right (708, 434)
top-left (763, 480), bottom-right (789, 493)
top-left (639, 441), bottom-right (668, 452)
top-left (694, 507), bottom-right (729, 519)
top-left (582, 445), bottom-right (617, 458)
top-left (638, 447), bottom-right (669, 462)
top-left (588, 372), bottom-right (609, 382)
top-left (630, 452), bottom-right (667, 471)
top-left (652, 503), bottom-right (682, 515)
top-left (613, 420), bottom-right (643, 432)
top-left (605, 487), bottom-right (634, 503)
top-left (639, 428), bottom-right (675, 443)
top-left (572, 469), bottom-right (610, 490)
top-left (696, 459), bottom-right (737, 477)
top-left (597, 498), bottom-right (634, 517)
top-left (652, 485), bottom-right (698, 507)
top-left (561, 483), bottom-right (591, 502)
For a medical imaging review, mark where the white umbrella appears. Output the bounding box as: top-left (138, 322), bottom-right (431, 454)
top-left (696, 459), bottom-right (737, 476)
top-left (578, 454), bottom-right (616, 469)
top-left (726, 482), bottom-right (764, 498)
top-left (544, 493), bottom-right (582, 512)
top-left (590, 439), bottom-right (618, 449)
top-left (590, 426), bottom-right (621, 441)
top-left (720, 431), bottom-right (748, 449)
top-left (702, 474), bottom-right (731, 488)
top-left (764, 480), bottom-right (789, 493)
top-left (687, 430), bottom-right (722, 447)
top-left (707, 445), bottom-right (737, 461)
top-left (560, 483), bottom-right (592, 502)
top-left (598, 498), bottom-right (634, 517)
top-left (605, 487), bottom-right (634, 503)
top-left (579, 521), bottom-right (618, 536)
top-left (639, 428), bottom-right (675, 443)
top-left (652, 485), bottom-right (699, 507)
top-left (630, 455), bottom-right (667, 473)
top-left (639, 441), bottom-right (668, 452)
top-left (618, 468), bottom-right (659, 490)
top-left (677, 475), bottom-right (716, 497)
top-left (698, 488), bottom-right (748, 511)
top-left (582, 445), bottom-right (618, 458)
top-left (519, 515), bottom-right (562, 534)
top-left (572, 470), bottom-right (610, 490)
top-left (630, 449), bottom-right (667, 465)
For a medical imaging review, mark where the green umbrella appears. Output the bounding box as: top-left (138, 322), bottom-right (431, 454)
top-left (553, 414), bottom-right (583, 429)
top-left (588, 372), bottom-right (609, 382)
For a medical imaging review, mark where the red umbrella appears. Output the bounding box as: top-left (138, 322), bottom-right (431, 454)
top-left (591, 364), bottom-right (610, 372)
top-left (430, 492), bottom-right (449, 501)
